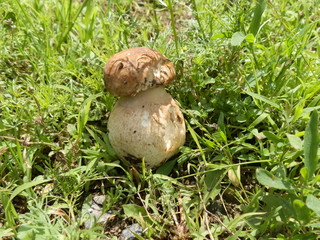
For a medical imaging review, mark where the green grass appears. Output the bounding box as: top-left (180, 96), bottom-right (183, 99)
top-left (0, 0), bottom-right (319, 239)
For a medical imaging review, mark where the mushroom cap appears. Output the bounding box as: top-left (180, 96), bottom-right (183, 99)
top-left (107, 87), bottom-right (186, 169)
top-left (104, 47), bottom-right (176, 96)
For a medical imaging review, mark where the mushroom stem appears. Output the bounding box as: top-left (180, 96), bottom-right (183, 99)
top-left (107, 87), bottom-right (185, 169)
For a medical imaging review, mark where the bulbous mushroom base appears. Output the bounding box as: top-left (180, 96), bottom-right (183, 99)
top-left (107, 87), bottom-right (186, 169)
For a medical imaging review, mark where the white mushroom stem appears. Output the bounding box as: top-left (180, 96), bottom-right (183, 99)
top-left (107, 87), bottom-right (186, 169)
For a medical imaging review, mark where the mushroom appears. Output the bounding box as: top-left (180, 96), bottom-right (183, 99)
top-left (104, 47), bottom-right (186, 169)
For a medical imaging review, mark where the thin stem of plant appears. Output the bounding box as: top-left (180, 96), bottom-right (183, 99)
top-left (167, 0), bottom-right (179, 54)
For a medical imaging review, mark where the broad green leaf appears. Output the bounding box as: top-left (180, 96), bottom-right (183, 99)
top-left (293, 199), bottom-right (311, 223)
top-left (256, 168), bottom-right (293, 191)
top-left (211, 32), bottom-right (227, 40)
top-left (286, 134), bottom-right (303, 150)
top-left (251, 128), bottom-right (265, 139)
top-left (245, 91), bottom-right (281, 109)
top-left (203, 169), bottom-right (224, 201)
top-left (205, 169), bottom-right (225, 190)
top-left (262, 194), bottom-right (294, 220)
top-left (245, 33), bottom-right (255, 43)
top-left (123, 204), bottom-right (147, 217)
top-left (156, 159), bottom-right (177, 175)
top-left (231, 32), bottom-right (246, 46)
top-left (272, 164), bottom-right (287, 179)
top-left (300, 167), bottom-right (308, 181)
top-left (123, 204), bottom-right (151, 226)
top-left (67, 124), bottom-right (77, 136)
top-left (249, 0), bottom-right (266, 35)
top-left (263, 131), bottom-right (281, 143)
top-left (304, 110), bottom-right (319, 181)
top-left (306, 194), bottom-right (320, 216)
top-left (217, 112), bottom-right (226, 134)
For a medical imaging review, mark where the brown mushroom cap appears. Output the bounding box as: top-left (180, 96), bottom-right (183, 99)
top-left (104, 47), bottom-right (176, 96)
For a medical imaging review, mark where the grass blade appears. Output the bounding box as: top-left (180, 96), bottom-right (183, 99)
top-left (166, 0), bottom-right (179, 54)
top-left (249, 112), bottom-right (269, 129)
top-left (186, 121), bottom-right (206, 164)
top-left (249, 0), bottom-right (266, 35)
top-left (191, 0), bottom-right (205, 39)
top-left (77, 93), bottom-right (103, 137)
top-left (303, 110), bottom-right (319, 181)
top-left (9, 179), bottom-right (51, 202)
top-left (0, 193), bottom-right (18, 229)
top-left (85, 126), bottom-right (116, 158)
top-left (57, 0), bottom-right (90, 48)
top-left (12, 0), bottom-right (36, 31)
top-left (245, 90), bottom-right (281, 109)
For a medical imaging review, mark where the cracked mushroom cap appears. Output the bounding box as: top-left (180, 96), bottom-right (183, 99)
top-left (104, 47), bottom-right (176, 96)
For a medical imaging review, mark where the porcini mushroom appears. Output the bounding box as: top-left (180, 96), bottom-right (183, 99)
top-left (104, 47), bottom-right (186, 169)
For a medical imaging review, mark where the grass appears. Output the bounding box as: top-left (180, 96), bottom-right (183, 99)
top-left (0, 0), bottom-right (319, 239)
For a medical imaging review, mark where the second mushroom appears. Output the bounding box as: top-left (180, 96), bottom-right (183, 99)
top-left (104, 47), bottom-right (186, 169)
